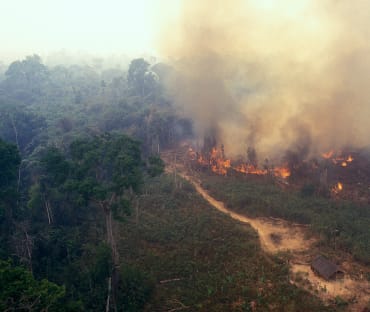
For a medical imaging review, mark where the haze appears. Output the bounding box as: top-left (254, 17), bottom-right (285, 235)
top-left (2, 0), bottom-right (370, 160)
top-left (0, 0), bottom-right (180, 60)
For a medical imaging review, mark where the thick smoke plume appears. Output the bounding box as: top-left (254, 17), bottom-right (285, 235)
top-left (159, 0), bottom-right (370, 162)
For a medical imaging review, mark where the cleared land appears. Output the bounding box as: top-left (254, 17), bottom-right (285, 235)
top-left (163, 152), bottom-right (370, 311)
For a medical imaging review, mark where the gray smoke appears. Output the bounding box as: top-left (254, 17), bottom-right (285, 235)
top-left (159, 0), bottom-right (370, 161)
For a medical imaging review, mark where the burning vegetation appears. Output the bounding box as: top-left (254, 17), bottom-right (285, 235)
top-left (184, 137), bottom-right (370, 202)
top-left (187, 144), bottom-right (290, 179)
top-left (322, 150), bottom-right (354, 167)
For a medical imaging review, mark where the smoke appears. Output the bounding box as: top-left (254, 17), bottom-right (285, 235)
top-left (158, 0), bottom-right (370, 162)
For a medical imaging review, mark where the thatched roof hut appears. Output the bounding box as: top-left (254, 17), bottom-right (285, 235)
top-left (311, 255), bottom-right (343, 280)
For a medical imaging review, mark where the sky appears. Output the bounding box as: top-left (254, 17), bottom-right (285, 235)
top-left (0, 0), bottom-right (180, 60)
top-left (0, 0), bottom-right (312, 60)
top-left (0, 0), bottom-right (294, 61)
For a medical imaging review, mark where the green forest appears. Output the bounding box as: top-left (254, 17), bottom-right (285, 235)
top-left (0, 55), bottom-right (369, 311)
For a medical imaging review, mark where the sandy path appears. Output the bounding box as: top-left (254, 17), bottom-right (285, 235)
top-left (179, 172), bottom-right (312, 254)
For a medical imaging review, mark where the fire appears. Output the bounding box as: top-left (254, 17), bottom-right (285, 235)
top-left (191, 147), bottom-right (231, 175)
top-left (234, 164), bottom-right (267, 175)
top-left (233, 164), bottom-right (290, 179)
top-left (321, 151), bottom-right (354, 167)
top-left (322, 150), bottom-right (334, 159)
top-left (188, 146), bottom-right (291, 179)
top-left (332, 182), bottom-right (343, 194)
top-left (209, 147), bottom-right (231, 175)
top-left (233, 163), bottom-right (290, 179)
top-left (211, 158), bottom-right (231, 175)
top-left (274, 166), bottom-right (291, 178)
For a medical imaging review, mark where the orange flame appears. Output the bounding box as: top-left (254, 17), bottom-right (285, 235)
top-left (322, 150), bottom-right (334, 159)
top-left (274, 166), bottom-right (291, 178)
top-left (322, 150), bottom-right (354, 167)
top-left (189, 146), bottom-right (290, 179)
top-left (193, 147), bottom-right (231, 175)
top-left (332, 182), bottom-right (343, 194)
top-left (234, 164), bottom-right (267, 175)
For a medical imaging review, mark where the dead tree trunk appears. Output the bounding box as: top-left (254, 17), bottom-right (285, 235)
top-left (105, 208), bottom-right (119, 265)
top-left (10, 115), bottom-right (22, 194)
top-left (105, 276), bottom-right (112, 312)
top-left (43, 196), bottom-right (53, 225)
top-left (135, 197), bottom-right (139, 225)
top-left (101, 199), bottom-right (119, 312)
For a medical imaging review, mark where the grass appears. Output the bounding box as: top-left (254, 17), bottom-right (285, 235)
top-left (117, 174), bottom-right (334, 311)
top-left (199, 173), bottom-right (370, 264)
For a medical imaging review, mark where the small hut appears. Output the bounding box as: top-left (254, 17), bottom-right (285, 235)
top-left (311, 255), bottom-right (344, 280)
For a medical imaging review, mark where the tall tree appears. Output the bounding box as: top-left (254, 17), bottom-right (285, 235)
top-left (69, 134), bottom-right (142, 261)
top-left (127, 58), bottom-right (150, 97)
top-left (3, 54), bottom-right (49, 103)
top-left (0, 103), bottom-right (47, 156)
top-left (69, 133), bottom-right (144, 310)
top-left (28, 147), bottom-right (70, 225)
top-left (0, 139), bottom-right (21, 257)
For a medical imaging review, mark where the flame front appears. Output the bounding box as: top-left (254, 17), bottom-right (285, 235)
top-left (189, 146), bottom-right (290, 179)
top-left (234, 164), bottom-right (267, 175)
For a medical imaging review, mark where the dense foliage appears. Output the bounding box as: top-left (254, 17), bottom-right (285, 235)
top-left (0, 55), bottom-right (172, 310)
top-left (0, 260), bottom-right (65, 311)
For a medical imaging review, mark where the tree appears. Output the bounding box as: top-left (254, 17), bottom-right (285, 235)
top-left (26, 133), bottom-right (164, 310)
top-left (69, 134), bottom-right (142, 259)
top-left (3, 55), bottom-right (49, 103)
top-left (147, 155), bottom-right (165, 177)
top-left (0, 103), bottom-right (47, 156)
top-left (0, 139), bottom-right (20, 193)
top-left (28, 147), bottom-right (71, 225)
top-left (0, 260), bottom-right (65, 311)
top-left (127, 58), bottom-right (150, 97)
top-left (247, 146), bottom-right (257, 167)
top-left (69, 133), bottom-right (144, 310)
top-left (0, 139), bottom-right (21, 257)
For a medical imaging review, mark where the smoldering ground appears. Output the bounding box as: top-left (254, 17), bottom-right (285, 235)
top-left (158, 0), bottom-right (370, 162)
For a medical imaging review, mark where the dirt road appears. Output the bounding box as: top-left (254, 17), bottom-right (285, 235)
top-left (179, 172), bottom-right (312, 254)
